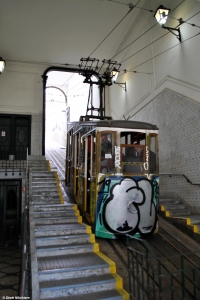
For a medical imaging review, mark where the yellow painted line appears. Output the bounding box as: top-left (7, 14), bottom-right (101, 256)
top-left (47, 160), bottom-right (51, 171)
top-left (73, 204), bottom-right (78, 210)
top-left (165, 211), bottom-right (170, 217)
top-left (95, 251), bottom-right (116, 274)
top-left (112, 273), bottom-right (123, 289)
top-left (75, 210), bottom-right (80, 216)
top-left (117, 288), bottom-right (130, 300)
top-left (93, 242), bottom-right (99, 253)
top-left (186, 218), bottom-right (191, 225)
top-left (89, 233), bottom-right (95, 243)
top-left (79, 222), bottom-right (92, 234)
top-left (160, 205), bottom-right (165, 211)
top-left (77, 216), bottom-right (82, 223)
top-left (193, 225), bottom-right (200, 233)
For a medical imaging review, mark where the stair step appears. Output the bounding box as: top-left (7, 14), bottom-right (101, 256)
top-left (38, 264), bottom-right (111, 283)
top-left (33, 200), bottom-right (61, 205)
top-left (36, 242), bottom-right (98, 257)
top-left (159, 199), bottom-right (180, 204)
top-left (161, 204), bottom-right (185, 210)
top-left (187, 215), bottom-right (200, 225)
top-left (49, 289), bottom-right (125, 300)
top-left (32, 183), bottom-right (57, 187)
top-left (36, 234), bottom-right (93, 247)
top-left (33, 211), bottom-right (79, 218)
top-left (32, 195), bottom-right (60, 200)
top-left (32, 178), bottom-right (57, 182)
top-left (39, 274), bottom-right (119, 299)
top-left (32, 174), bottom-right (55, 178)
top-left (34, 216), bottom-right (81, 225)
top-left (166, 209), bottom-right (191, 217)
top-left (34, 204), bottom-right (76, 212)
top-left (34, 223), bottom-right (91, 237)
top-left (32, 187), bottom-right (59, 192)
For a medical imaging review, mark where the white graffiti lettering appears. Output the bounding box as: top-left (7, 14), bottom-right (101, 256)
top-left (115, 146), bottom-right (121, 169)
top-left (143, 146), bottom-right (149, 170)
top-left (144, 174), bottom-right (153, 179)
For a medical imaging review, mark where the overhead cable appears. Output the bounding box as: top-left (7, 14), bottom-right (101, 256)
top-left (115, 9), bottom-right (200, 66)
top-left (88, 1), bottom-right (141, 57)
top-left (111, 0), bottom-right (186, 60)
top-left (111, 23), bottom-right (158, 59)
top-left (119, 31), bottom-right (200, 75)
top-left (120, 31), bottom-right (169, 64)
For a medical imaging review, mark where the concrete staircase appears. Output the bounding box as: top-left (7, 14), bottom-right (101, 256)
top-left (159, 195), bottom-right (200, 242)
top-left (29, 160), bottom-right (129, 300)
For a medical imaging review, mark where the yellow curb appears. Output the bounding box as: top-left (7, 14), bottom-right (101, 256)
top-left (89, 233), bottom-right (96, 243)
top-left (193, 225), bottom-right (200, 233)
top-left (93, 242), bottom-right (99, 253)
top-left (47, 160), bottom-right (51, 171)
top-left (117, 288), bottom-right (130, 300)
top-left (77, 216), bottom-right (82, 223)
top-left (95, 251), bottom-right (116, 274)
top-left (186, 218), bottom-right (191, 225)
top-left (160, 205), bottom-right (165, 211)
top-left (79, 223), bottom-right (92, 234)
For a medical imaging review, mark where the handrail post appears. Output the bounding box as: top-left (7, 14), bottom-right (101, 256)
top-left (19, 148), bottom-right (29, 297)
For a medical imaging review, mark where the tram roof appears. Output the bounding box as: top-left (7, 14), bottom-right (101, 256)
top-left (68, 119), bottom-right (158, 131)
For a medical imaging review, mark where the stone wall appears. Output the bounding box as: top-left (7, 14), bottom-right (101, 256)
top-left (131, 89), bottom-right (200, 211)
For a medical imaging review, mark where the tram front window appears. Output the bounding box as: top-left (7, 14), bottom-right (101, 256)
top-left (120, 131), bottom-right (146, 173)
top-left (100, 132), bottom-right (114, 173)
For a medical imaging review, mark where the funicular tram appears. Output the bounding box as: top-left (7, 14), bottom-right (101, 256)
top-left (66, 116), bottom-right (159, 239)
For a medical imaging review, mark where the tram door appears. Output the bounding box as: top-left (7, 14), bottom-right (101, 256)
top-left (0, 180), bottom-right (21, 245)
top-left (81, 134), bottom-right (96, 224)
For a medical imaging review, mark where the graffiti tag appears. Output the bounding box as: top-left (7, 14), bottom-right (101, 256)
top-left (115, 146), bottom-right (121, 169)
top-left (143, 146), bottom-right (149, 170)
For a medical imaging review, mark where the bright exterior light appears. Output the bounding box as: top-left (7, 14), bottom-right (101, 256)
top-left (0, 57), bottom-right (6, 73)
top-left (154, 5), bottom-right (170, 25)
top-left (111, 68), bottom-right (119, 82)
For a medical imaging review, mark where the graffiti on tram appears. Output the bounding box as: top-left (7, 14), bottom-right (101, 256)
top-left (96, 176), bottom-right (159, 238)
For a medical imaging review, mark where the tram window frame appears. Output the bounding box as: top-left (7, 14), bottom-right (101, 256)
top-left (120, 131), bottom-right (146, 173)
top-left (91, 134), bottom-right (96, 178)
top-left (150, 133), bottom-right (158, 174)
top-left (99, 131), bottom-right (115, 174)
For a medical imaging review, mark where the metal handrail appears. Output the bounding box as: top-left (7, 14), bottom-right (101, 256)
top-left (0, 145), bottom-right (27, 174)
top-left (160, 173), bottom-right (200, 186)
top-left (19, 148), bottom-right (29, 297)
top-left (126, 235), bottom-right (200, 300)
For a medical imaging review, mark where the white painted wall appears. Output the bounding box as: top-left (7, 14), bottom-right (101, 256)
top-left (0, 61), bottom-right (45, 114)
top-left (0, 62), bottom-right (47, 156)
top-left (108, 0), bottom-right (200, 209)
top-left (109, 0), bottom-right (200, 119)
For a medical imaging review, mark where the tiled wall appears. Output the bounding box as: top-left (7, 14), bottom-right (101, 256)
top-left (31, 114), bottom-right (43, 156)
top-left (131, 89), bottom-right (200, 211)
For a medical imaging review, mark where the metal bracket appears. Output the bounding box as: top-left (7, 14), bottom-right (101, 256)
top-left (162, 25), bottom-right (181, 42)
top-left (114, 81), bottom-right (127, 91)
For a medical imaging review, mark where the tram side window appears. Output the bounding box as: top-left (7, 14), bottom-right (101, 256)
top-left (100, 132), bottom-right (114, 173)
top-left (150, 134), bottom-right (157, 173)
